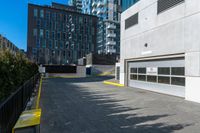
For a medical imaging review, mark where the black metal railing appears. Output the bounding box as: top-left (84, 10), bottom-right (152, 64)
top-left (0, 74), bottom-right (40, 133)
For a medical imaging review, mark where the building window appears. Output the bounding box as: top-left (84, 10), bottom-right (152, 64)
top-left (130, 68), bottom-right (137, 73)
top-left (49, 40), bottom-right (52, 48)
top-left (42, 40), bottom-right (46, 48)
top-left (158, 67), bottom-right (170, 75)
top-left (157, 0), bottom-right (185, 14)
top-left (40, 29), bottom-right (43, 37)
top-left (46, 30), bottom-right (49, 38)
top-left (138, 68), bottom-right (146, 74)
top-left (40, 10), bottom-right (44, 18)
top-left (158, 76), bottom-right (170, 84)
top-left (55, 41), bottom-right (58, 49)
top-left (171, 67), bottom-right (185, 76)
top-left (34, 9), bottom-right (38, 17)
top-left (130, 74), bottom-right (137, 80)
top-left (147, 76), bottom-right (157, 83)
top-left (171, 77), bottom-right (185, 86)
top-left (33, 29), bottom-right (37, 36)
top-left (138, 75), bottom-right (146, 81)
top-left (125, 13), bottom-right (138, 30)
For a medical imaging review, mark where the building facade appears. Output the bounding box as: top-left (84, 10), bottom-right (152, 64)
top-left (82, 0), bottom-right (121, 55)
top-left (120, 0), bottom-right (200, 103)
top-left (121, 0), bottom-right (139, 11)
top-left (68, 0), bottom-right (82, 12)
top-left (0, 34), bottom-right (19, 54)
top-left (82, 0), bottom-right (92, 14)
top-left (27, 3), bottom-right (97, 65)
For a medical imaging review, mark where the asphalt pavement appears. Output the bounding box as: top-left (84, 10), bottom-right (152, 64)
top-left (40, 76), bottom-right (200, 133)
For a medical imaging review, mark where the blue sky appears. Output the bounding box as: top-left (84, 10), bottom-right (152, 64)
top-left (0, 0), bottom-right (68, 51)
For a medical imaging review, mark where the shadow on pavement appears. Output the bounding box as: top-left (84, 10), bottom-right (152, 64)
top-left (41, 78), bottom-right (192, 133)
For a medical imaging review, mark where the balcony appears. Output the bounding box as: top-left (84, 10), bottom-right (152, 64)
top-left (107, 33), bottom-right (116, 38)
top-left (107, 24), bottom-right (116, 29)
top-left (97, 2), bottom-right (104, 7)
top-left (97, 9), bottom-right (105, 15)
top-left (92, 2), bottom-right (97, 7)
top-left (106, 41), bottom-right (116, 45)
top-left (92, 8), bottom-right (97, 14)
top-left (107, 49), bottom-right (116, 53)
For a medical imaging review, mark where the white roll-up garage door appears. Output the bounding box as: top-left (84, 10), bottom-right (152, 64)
top-left (128, 58), bottom-right (185, 97)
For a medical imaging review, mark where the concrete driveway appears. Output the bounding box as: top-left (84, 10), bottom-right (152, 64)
top-left (40, 76), bottom-right (200, 133)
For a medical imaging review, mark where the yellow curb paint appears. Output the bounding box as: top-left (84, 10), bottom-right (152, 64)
top-left (97, 72), bottom-right (113, 76)
top-left (36, 76), bottom-right (43, 109)
top-left (103, 81), bottom-right (124, 87)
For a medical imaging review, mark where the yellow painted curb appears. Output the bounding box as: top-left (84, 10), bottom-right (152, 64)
top-left (103, 81), bottom-right (124, 87)
top-left (36, 76), bottom-right (43, 109)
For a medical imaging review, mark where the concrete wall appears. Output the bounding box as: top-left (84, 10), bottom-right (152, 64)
top-left (47, 66), bottom-right (86, 77)
top-left (89, 65), bottom-right (115, 75)
top-left (120, 0), bottom-right (200, 103)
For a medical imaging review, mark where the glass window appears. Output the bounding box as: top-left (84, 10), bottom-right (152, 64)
top-left (171, 77), bottom-right (185, 86)
top-left (57, 32), bottom-right (61, 40)
top-left (60, 41), bottom-right (63, 48)
top-left (46, 11), bottom-right (50, 20)
top-left (158, 76), bottom-right (170, 84)
top-left (138, 68), bottom-right (146, 74)
top-left (46, 30), bottom-right (49, 38)
top-left (49, 40), bottom-right (52, 48)
top-left (40, 10), bottom-right (44, 18)
top-left (55, 41), bottom-right (58, 49)
top-left (147, 76), bottom-right (157, 83)
top-left (33, 29), bottom-right (37, 36)
top-left (171, 67), bottom-right (185, 76)
top-left (158, 67), bottom-right (170, 75)
top-left (42, 40), bottom-right (46, 48)
top-left (138, 75), bottom-right (146, 81)
top-left (40, 29), bottom-right (43, 37)
top-left (130, 74), bottom-right (137, 80)
top-left (34, 9), bottom-right (38, 17)
top-left (130, 68), bottom-right (137, 73)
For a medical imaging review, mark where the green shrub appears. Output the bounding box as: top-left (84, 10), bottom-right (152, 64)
top-left (0, 49), bottom-right (38, 101)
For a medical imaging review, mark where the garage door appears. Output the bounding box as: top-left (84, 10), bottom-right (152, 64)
top-left (128, 58), bottom-right (185, 97)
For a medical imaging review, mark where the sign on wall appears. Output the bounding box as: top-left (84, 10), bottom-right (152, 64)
top-left (147, 67), bottom-right (158, 75)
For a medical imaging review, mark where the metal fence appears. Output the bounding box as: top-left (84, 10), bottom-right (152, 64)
top-left (0, 74), bottom-right (40, 133)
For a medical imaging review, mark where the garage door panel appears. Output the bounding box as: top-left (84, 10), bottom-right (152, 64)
top-left (128, 58), bottom-right (185, 97)
top-left (129, 80), bottom-right (185, 97)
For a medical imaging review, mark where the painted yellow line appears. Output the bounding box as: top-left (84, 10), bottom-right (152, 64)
top-left (97, 72), bottom-right (113, 76)
top-left (103, 81), bottom-right (124, 87)
top-left (36, 76), bottom-right (43, 109)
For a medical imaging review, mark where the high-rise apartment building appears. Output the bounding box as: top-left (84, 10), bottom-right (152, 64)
top-left (0, 34), bottom-right (19, 54)
top-left (68, 0), bottom-right (82, 12)
top-left (27, 2), bottom-right (97, 65)
top-left (83, 0), bottom-right (121, 55)
top-left (82, 0), bottom-right (92, 14)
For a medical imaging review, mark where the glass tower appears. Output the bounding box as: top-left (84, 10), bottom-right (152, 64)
top-left (122, 0), bottom-right (139, 11)
top-left (83, 0), bottom-right (121, 55)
